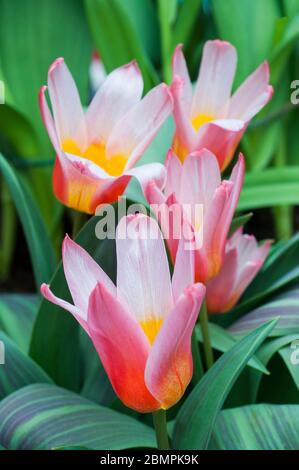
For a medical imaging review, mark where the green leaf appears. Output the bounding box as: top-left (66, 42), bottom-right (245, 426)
top-left (172, 318), bottom-right (277, 450)
top-left (0, 294), bottom-right (38, 352)
top-left (84, 0), bottom-right (159, 92)
top-left (283, 0), bottom-right (299, 16)
top-left (195, 323), bottom-right (268, 374)
top-left (172, 0), bottom-right (202, 48)
top-left (0, 0), bottom-right (92, 228)
top-left (0, 384), bottom-right (156, 450)
top-left (0, 332), bottom-right (52, 400)
top-left (228, 212), bottom-right (253, 237)
top-left (228, 286), bottom-right (299, 338)
top-left (30, 215), bottom-right (117, 391)
top-left (0, 0), bottom-right (92, 154)
top-left (210, 404), bottom-right (299, 450)
top-left (211, 0), bottom-right (279, 85)
top-left (270, 13), bottom-right (299, 83)
top-left (251, 334), bottom-right (299, 400)
top-left (278, 344), bottom-right (299, 390)
top-left (238, 167), bottom-right (299, 210)
top-left (0, 154), bottom-right (56, 289)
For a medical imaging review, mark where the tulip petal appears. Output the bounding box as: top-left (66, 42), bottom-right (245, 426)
top-left (88, 283), bottom-right (160, 413)
top-left (116, 214), bottom-right (173, 326)
top-left (48, 58), bottom-right (86, 149)
top-left (194, 120), bottom-right (246, 170)
top-left (107, 83), bottom-right (173, 167)
top-left (172, 44), bottom-right (192, 111)
top-left (145, 283), bottom-right (205, 409)
top-left (179, 149), bottom-right (221, 218)
top-left (171, 223), bottom-right (196, 302)
top-left (39, 86), bottom-right (60, 152)
top-left (85, 61), bottom-right (143, 144)
top-left (40, 283), bottom-right (89, 335)
top-left (206, 248), bottom-right (238, 313)
top-left (125, 162), bottom-right (167, 200)
top-left (62, 235), bottom-right (116, 317)
top-left (229, 62), bottom-right (273, 122)
top-left (164, 149), bottom-right (183, 198)
top-left (192, 40), bottom-right (237, 118)
top-left (171, 76), bottom-right (197, 160)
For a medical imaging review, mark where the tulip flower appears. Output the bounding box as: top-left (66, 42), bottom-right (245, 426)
top-left (41, 214), bottom-right (205, 413)
top-left (39, 59), bottom-right (173, 214)
top-left (171, 40), bottom-right (273, 170)
top-left (144, 148), bottom-right (244, 284)
top-left (206, 228), bottom-right (271, 313)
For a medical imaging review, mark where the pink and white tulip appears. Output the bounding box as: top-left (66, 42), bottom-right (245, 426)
top-left (41, 214), bottom-right (205, 412)
top-left (39, 59), bottom-right (172, 214)
top-left (206, 228), bottom-right (271, 313)
top-left (144, 149), bottom-right (244, 283)
top-left (171, 40), bottom-right (273, 170)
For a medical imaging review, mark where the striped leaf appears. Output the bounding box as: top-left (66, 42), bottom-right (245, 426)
top-left (209, 404), bottom-right (299, 450)
top-left (279, 345), bottom-right (299, 390)
top-left (195, 323), bottom-right (268, 374)
top-left (251, 335), bottom-right (299, 401)
top-left (0, 332), bottom-right (52, 400)
top-left (228, 286), bottom-right (299, 338)
top-left (172, 319), bottom-right (277, 450)
top-left (0, 294), bottom-right (38, 352)
top-left (0, 384), bottom-right (156, 450)
top-left (0, 154), bottom-right (56, 289)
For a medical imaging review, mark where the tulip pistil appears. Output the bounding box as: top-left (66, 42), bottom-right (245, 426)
top-left (140, 318), bottom-right (163, 345)
top-left (62, 139), bottom-right (127, 176)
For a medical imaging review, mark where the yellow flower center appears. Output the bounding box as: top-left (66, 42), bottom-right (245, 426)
top-left (62, 139), bottom-right (127, 176)
top-left (192, 113), bottom-right (214, 131)
top-left (140, 318), bottom-right (163, 345)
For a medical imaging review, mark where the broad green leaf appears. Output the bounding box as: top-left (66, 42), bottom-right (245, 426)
top-left (284, 0), bottom-right (299, 16)
top-left (0, 384), bottom-right (156, 450)
top-left (195, 323), bottom-right (268, 374)
top-left (228, 286), bottom-right (299, 337)
top-left (172, 319), bottom-right (277, 450)
top-left (209, 404), bottom-right (299, 450)
top-left (158, 0), bottom-right (177, 82)
top-left (84, 0), bottom-right (158, 91)
top-left (30, 215), bottom-right (117, 391)
top-left (211, 0), bottom-right (279, 85)
top-left (251, 334), bottom-right (299, 400)
top-left (279, 344), bottom-right (299, 390)
top-left (0, 154), bottom-right (56, 289)
top-left (0, 0), bottom-right (92, 228)
top-left (228, 212), bottom-right (253, 237)
top-left (121, 0), bottom-right (160, 64)
top-left (239, 166), bottom-right (299, 210)
top-left (0, 0), bottom-right (92, 154)
top-left (0, 294), bottom-right (38, 352)
top-left (0, 332), bottom-right (52, 400)
top-left (270, 13), bottom-right (299, 83)
top-left (172, 0), bottom-right (202, 48)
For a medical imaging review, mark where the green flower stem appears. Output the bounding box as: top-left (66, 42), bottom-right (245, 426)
top-left (272, 128), bottom-right (292, 240)
top-left (199, 300), bottom-right (214, 369)
top-left (191, 329), bottom-right (204, 385)
top-left (152, 409), bottom-right (170, 450)
top-left (72, 211), bottom-right (87, 238)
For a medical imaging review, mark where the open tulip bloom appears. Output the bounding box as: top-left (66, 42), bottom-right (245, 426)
top-left (171, 40), bottom-right (273, 170)
top-left (41, 214), bottom-right (206, 413)
top-left (206, 228), bottom-right (271, 313)
top-left (144, 148), bottom-right (245, 284)
top-left (39, 59), bottom-right (172, 214)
